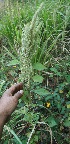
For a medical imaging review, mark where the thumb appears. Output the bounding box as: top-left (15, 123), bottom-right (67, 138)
top-left (14, 90), bottom-right (23, 99)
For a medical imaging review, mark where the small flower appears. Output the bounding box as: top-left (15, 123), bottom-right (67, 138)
top-left (46, 102), bottom-right (51, 108)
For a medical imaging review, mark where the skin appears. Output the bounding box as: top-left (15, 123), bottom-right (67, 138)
top-left (0, 83), bottom-right (23, 140)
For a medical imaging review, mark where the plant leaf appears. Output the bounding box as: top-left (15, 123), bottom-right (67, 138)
top-left (10, 129), bottom-right (22, 144)
top-left (32, 74), bottom-right (43, 83)
top-left (7, 59), bottom-right (19, 66)
top-left (47, 116), bottom-right (57, 127)
top-left (67, 104), bottom-right (70, 108)
top-left (65, 75), bottom-right (70, 83)
top-left (34, 88), bottom-right (50, 96)
top-left (0, 80), bottom-right (5, 92)
top-left (50, 67), bottom-right (62, 76)
top-left (63, 119), bottom-right (70, 127)
top-left (5, 126), bottom-right (22, 144)
top-left (66, 101), bottom-right (70, 108)
top-left (33, 63), bottom-right (46, 71)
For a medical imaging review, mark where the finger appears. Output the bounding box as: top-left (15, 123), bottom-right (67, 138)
top-left (6, 83), bottom-right (23, 95)
top-left (14, 90), bottom-right (23, 99)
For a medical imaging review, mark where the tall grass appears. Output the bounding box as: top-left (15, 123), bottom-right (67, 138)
top-left (0, 0), bottom-right (70, 58)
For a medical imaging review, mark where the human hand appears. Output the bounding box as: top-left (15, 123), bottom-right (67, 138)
top-left (0, 83), bottom-right (23, 123)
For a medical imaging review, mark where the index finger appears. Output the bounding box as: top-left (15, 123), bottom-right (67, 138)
top-left (6, 83), bottom-right (23, 95)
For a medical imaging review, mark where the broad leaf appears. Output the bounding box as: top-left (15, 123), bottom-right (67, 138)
top-left (32, 74), bottom-right (43, 83)
top-left (34, 88), bottom-right (50, 96)
top-left (50, 67), bottom-right (62, 76)
top-left (66, 101), bottom-right (70, 108)
top-left (7, 59), bottom-right (19, 66)
top-left (67, 104), bottom-right (70, 108)
top-left (45, 95), bottom-right (53, 101)
top-left (33, 63), bottom-right (46, 71)
top-left (47, 116), bottom-right (57, 127)
top-left (65, 75), bottom-right (70, 83)
top-left (64, 119), bottom-right (70, 127)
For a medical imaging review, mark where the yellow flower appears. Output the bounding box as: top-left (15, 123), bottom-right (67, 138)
top-left (46, 102), bottom-right (51, 108)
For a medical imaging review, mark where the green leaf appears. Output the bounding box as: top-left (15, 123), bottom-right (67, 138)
top-left (66, 101), bottom-right (70, 108)
top-left (10, 129), bottom-right (22, 144)
top-left (67, 104), bottom-right (70, 108)
top-left (68, 113), bottom-right (70, 121)
top-left (7, 59), bottom-right (19, 66)
top-left (47, 116), bottom-right (57, 127)
top-left (64, 119), bottom-right (70, 127)
top-left (33, 63), bottom-right (46, 71)
top-left (45, 95), bottom-right (53, 101)
top-left (37, 100), bottom-right (43, 105)
top-left (34, 88), bottom-right (50, 96)
top-left (65, 75), bottom-right (70, 83)
top-left (50, 67), bottom-right (58, 72)
top-left (0, 80), bottom-right (5, 92)
top-left (50, 67), bottom-right (62, 76)
top-left (5, 126), bottom-right (22, 144)
top-left (34, 135), bottom-right (38, 142)
top-left (32, 74), bottom-right (43, 83)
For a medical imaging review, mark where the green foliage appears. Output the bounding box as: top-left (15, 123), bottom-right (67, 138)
top-left (33, 63), bottom-right (46, 71)
top-left (0, 0), bottom-right (70, 144)
top-left (34, 88), bottom-right (50, 96)
top-left (32, 74), bottom-right (44, 83)
top-left (4, 126), bottom-right (22, 144)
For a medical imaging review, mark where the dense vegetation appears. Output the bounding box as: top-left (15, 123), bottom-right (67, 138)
top-left (0, 0), bottom-right (70, 144)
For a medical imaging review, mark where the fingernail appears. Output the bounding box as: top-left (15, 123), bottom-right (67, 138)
top-left (14, 83), bottom-right (17, 85)
top-left (19, 90), bottom-right (23, 94)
